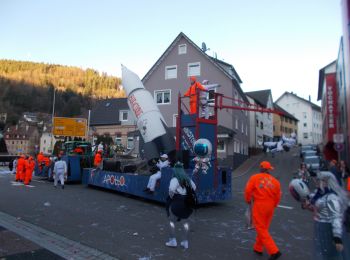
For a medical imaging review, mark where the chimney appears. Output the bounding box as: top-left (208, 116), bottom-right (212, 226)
top-left (309, 95), bottom-right (311, 102)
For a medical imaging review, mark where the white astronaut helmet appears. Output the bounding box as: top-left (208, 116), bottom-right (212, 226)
top-left (289, 178), bottom-right (310, 202)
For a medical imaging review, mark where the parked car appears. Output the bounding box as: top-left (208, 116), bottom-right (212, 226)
top-left (304, 155), bottom-right (320, 172)
top-left (302, 150), bottom-right (317, 160)
top-left (300, 145), bottom-right (315, 158)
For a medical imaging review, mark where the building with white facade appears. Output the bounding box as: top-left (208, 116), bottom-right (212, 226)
top-left (245, 90), bottom-right (274, 148)
top-left (39, 125), bottom-right (57, 154)
top-left (275, 92), bottom-right (322, 145)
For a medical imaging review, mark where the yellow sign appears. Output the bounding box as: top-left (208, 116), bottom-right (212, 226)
top-left (53, 117), bottom-right (87, 137)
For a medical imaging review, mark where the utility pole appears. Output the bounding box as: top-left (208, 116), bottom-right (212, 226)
top-left (50, 88), bottom-right (56, 154)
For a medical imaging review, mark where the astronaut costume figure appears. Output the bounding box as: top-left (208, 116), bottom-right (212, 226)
top-left (53, 157), bottom-right (67, 189)
top-left (302, 171), bottom-right (350, 260)
top-left (145, 154), bottom-right (170, 193)
top-left (192, 139), bottom-right (212, 175)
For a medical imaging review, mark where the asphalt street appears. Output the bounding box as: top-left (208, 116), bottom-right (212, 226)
top-left (0, 147), bottom-right (313, 260)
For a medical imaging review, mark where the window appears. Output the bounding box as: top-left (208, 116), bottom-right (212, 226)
top-left (256, 119), bottom-right (259, 127)
top-left (165, 65), bottom-right (177, 79)
top-left (235, 118), bottom-right (238, 129)
top-left (187, 62), bottom-right (200, 76)
top-left (241, 122), bottom-right (244, 133)
top-left (303, 132), bottom-right (308, 139)
top-left (303, 123), bottom-right (307, 127)
top-left (260, 122), bottom-right (263, 130)
top-left (217, 139), bottom-right (225, 152)
top-left (234, 140), bottom-right (238, 153)
top-left (303, 112), bottom-right (307, 119)
top-left (127, 137), bottom-right (134, 149)
top-left (178, 44), bottom-right (187, 55)
top-left (115, 134), bottom-right (122, 145)
top-left (119, 110), bottom-right (128, 121)
top-left (155, 90), bottom-right (171, 104)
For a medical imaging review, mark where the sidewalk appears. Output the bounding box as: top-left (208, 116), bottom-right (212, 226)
top-left (0, 226), bottom-right (63, 259)
top-left (0, 211), bottom-right (118, 260)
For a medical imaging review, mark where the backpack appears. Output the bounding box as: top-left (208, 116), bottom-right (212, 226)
top-left (185, 183), bottom-right (198, 209)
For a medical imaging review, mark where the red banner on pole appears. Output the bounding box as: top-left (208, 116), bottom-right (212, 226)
top-left (325, 74), bottom-right (337, 141)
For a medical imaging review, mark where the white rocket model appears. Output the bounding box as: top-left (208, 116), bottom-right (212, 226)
top-left (121, 65), bottom-right (175, 161)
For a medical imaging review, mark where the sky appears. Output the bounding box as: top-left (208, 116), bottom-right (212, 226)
top-left (0, 0), bottom-right (343, 103)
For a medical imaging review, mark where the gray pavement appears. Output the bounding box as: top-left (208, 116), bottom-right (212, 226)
top-left (0, 147), bottom-right (314, 259)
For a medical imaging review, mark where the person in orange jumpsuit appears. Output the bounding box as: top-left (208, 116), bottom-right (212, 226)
top-left (24, 156), bottom-right (35, 185)
top-left (244, 161), bottom-right (282, 260)
top-left (94, 150), bottom-right (103, 169)
top-left (15, 154), bottom-right (26, 182)
top-left (37, 152), bottom-right (44, 171)
top-left (184, 76), bottom-right (206, 114)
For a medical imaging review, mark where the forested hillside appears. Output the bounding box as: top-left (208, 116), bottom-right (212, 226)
top-left (0, 60), bottom-right (125, 124)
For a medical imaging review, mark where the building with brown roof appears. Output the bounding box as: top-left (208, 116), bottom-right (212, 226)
top-left (273, 104), bottom-right (299, 141)
top-left (3, 123), bottom-right (40, 155)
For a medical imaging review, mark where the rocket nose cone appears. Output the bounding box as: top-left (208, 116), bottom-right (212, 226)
top-left (121, 65), bottom-right (145, 96)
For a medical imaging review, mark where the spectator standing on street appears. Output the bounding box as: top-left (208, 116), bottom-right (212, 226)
top-left (8, 159), bottom-right (13, 172)
top-left (340, 160), bottom-right (350, 189)
top-left (165, 162), bottom-right (196, 249)
top-left (53, 156), bottom-right (67, 189)
top-left (329, 160), bottom-right (343, 186)
top-left (12, 157), bottom-right (17, 174)
top-left (244, 161), bottom-right (282, 260)
top-left (296, 162), bottom-right (310, 186)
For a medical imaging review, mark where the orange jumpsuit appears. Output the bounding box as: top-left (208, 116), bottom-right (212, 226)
top-left (42, 156), bottom-right (50, 167)
top-left (16, 156), bottom-right (26, 181)
top-left (94, 152), bottom-right (102, 168)
top-left (37, 152), bottom-right (44, 170)
top-left (244, 172), bottom-right (281, 255)
top-left (184, 80), bottom-right (206, 114)
top-left (24, 157), bottom-right (35, 185)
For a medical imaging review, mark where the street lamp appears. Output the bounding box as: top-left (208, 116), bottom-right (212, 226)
top-left (50, 88), bottom-right (56, 154)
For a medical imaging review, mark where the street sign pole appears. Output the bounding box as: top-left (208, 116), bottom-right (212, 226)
top-left (333, 133), bottom-right (344, 161)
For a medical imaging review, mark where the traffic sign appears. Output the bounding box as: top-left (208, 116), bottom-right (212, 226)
top-left (333, 133), bottom-right (344, 144)
top-left (334, 143), bottom-right (344, 152)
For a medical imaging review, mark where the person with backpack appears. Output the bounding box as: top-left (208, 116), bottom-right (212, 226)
top-left (165, 162), bottom-right (196, 249)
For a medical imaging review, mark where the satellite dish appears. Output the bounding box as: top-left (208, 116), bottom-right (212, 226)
top-left (202, 42), bottom-right (210, 52)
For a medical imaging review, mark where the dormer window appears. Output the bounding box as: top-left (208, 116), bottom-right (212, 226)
top-left (119, 110), bottom-right (128, 121)
top-left (178, 44), bottom-right (187, 55)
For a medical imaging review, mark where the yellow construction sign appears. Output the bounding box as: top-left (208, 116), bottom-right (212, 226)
top-left (53, 117), bottom-right (87, 137)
